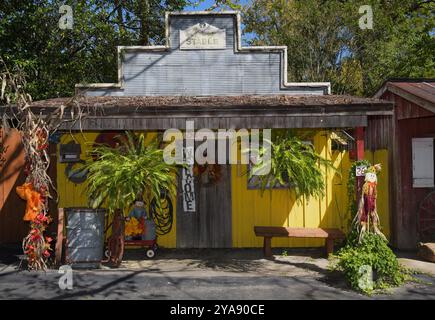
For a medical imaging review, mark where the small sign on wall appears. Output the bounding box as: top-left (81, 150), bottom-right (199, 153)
top-left (355, 165), bottom-right (367, 177)
top-left (180, 22), bottom-right (226, 50)
top-left (182, 165), bottom-right (196, 212)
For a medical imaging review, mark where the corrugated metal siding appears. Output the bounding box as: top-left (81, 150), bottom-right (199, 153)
top-left (85, 14), bottom-right (327, 97)
top-left (121, 50), bottom-right (284, 96)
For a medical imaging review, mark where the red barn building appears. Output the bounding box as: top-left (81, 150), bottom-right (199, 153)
top-left (373, 79), bottom-right (435, 249)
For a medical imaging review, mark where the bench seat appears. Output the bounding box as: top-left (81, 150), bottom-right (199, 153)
top-left (254, 226), bottom-right (345, 258)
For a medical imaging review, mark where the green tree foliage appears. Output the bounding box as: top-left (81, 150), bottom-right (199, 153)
top-left (0, 0), bottom-right (239, 100)
top-left (243, 0), bottom-right (434, 95)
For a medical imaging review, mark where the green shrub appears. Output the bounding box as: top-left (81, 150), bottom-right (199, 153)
top-left (330, 232), bottom-right (412, 294)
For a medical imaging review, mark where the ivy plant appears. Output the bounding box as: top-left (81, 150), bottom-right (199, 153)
top-left (330, 232), bottom-right (413, 295)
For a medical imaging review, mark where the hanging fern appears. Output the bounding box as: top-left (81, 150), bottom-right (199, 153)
top-left (84, 132), bottom-right (179, 214)
top-left (249, 130), bottom-right (336, 202)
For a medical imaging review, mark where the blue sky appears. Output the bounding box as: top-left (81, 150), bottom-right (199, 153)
top-left (184, 0), bottom-right (255, 44)
top-left (185, 0), bottom-right (250, 11)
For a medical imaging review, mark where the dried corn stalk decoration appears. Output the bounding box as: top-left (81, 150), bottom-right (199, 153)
top-left (1, 59), bottom-right (83, 270)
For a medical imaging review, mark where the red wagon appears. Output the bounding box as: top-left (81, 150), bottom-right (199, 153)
top-left (124, 239), bottom-right (158, 259)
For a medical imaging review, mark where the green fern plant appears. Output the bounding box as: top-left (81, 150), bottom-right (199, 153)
top-left (84, 132), bottom-right (178, 213)
top-left (249, 131), bottom-right (336, 202)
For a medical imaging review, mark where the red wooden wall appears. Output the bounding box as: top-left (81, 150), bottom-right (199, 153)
top-left (0, 129), bottom-right (27, 243)
top-left (376, 91), bottom-right (435, 249)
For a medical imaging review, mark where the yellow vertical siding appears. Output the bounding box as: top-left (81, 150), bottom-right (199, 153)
top-left (56, 130), bottom-right (390, 249)
top-left (56, 131), bottom-right (177, 248)
top-left (373, 150), bottom-right (390, 239)
top-left (231, 131), bottom-right (391, 248)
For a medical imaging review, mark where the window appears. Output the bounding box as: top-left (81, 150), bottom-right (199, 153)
top-left (247, 140), bottom-right (313, 190)
top-left (412, 138), bottom-right (434, 188)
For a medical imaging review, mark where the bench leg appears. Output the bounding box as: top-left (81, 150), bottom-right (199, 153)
top-left (325, 239), bottom-right (334, 257)
top-left (263, 237), bottom-right (272, 258)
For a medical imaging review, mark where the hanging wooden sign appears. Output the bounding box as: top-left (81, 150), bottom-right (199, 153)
top-left (182, 165), bottom-right (196, 212)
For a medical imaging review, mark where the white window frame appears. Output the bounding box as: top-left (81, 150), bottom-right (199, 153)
top-left (412, 137), bottom-right (434, 188)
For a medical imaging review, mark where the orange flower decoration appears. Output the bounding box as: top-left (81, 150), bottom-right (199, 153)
top-left (16, 183), bottom-right (43, 221)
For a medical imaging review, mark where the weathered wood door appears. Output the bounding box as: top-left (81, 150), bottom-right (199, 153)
top-left (176, 165), bottom-right (232, 248)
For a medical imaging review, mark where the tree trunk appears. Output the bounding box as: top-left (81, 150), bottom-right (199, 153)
top-left (139, 0), bottom-right (149, 45)
top-left (108, 208), bottom-right (125, 267)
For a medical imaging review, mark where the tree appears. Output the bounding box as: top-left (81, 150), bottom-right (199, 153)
top-left (0, 0), bottom-right (240, 101)
top-left (243, 0), bottom-right (434, 96)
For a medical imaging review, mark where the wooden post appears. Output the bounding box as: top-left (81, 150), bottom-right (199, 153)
top-left (355, 127), bottom-right (365, 204)
top-left (325, 238), bottom-right (334, 257)
top-left (55, 208), bottom-right (64, 266)
top-left (263, 237), bottom-right (272, 258)
top-left (355, 127), bottom-right (365, 161)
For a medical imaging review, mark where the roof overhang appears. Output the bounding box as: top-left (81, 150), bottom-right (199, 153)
top-left (374, 80), bottom-right (435, 114)
top-left (1, 95), bottom-right (393, 130)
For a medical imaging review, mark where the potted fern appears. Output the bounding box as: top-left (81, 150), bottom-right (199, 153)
top-left (84, 132), bottom-right (178, 266)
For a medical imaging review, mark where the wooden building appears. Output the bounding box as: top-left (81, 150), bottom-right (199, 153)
top-left (0, 11), bottom-right (394, 249)
top-left (373, 80), bottom-right (435, 249)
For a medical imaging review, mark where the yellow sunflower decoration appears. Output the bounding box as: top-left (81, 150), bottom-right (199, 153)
top-left (125, 217), bottom-right (143, 236)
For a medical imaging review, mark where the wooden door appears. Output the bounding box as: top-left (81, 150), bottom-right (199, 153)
top-left (176, 164), bottom-right (232, 248)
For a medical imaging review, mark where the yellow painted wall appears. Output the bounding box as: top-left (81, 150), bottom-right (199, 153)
top-left (56, 132), bottom-right (177, 248)
top-left (57, 130), bottom-right (390, 249)
top-left (231, 131), bottom-right (391, 248)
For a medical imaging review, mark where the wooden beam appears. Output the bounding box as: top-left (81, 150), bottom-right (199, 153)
top-left (355, 127), bottom-right (365, 160)
top-left (55, 208), bottom-right (64, 266)
top-left (59, 115), bottom-right (368, 130)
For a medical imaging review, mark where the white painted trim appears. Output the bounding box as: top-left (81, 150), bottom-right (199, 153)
top-left (76, 11), bottom-right (331, 95)
top-left (75, 83), bottom-right (121, 88)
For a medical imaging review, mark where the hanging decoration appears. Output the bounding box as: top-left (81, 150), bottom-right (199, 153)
top-left (150, 191), bottom-right (174, 235)
top-left (193, 163), bottom-right (222, 186)
top-left (182, 165), bottom-right (196, 212)
top-left (16, 182), bottom-right (43, 221)
top-left (1, 59), bottom-right (84, 270)
top-left (19, 125), bottom-right (54, 270)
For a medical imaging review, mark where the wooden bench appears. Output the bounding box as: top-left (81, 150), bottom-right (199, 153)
top-left (254, 226), bottom-right (345, 258)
